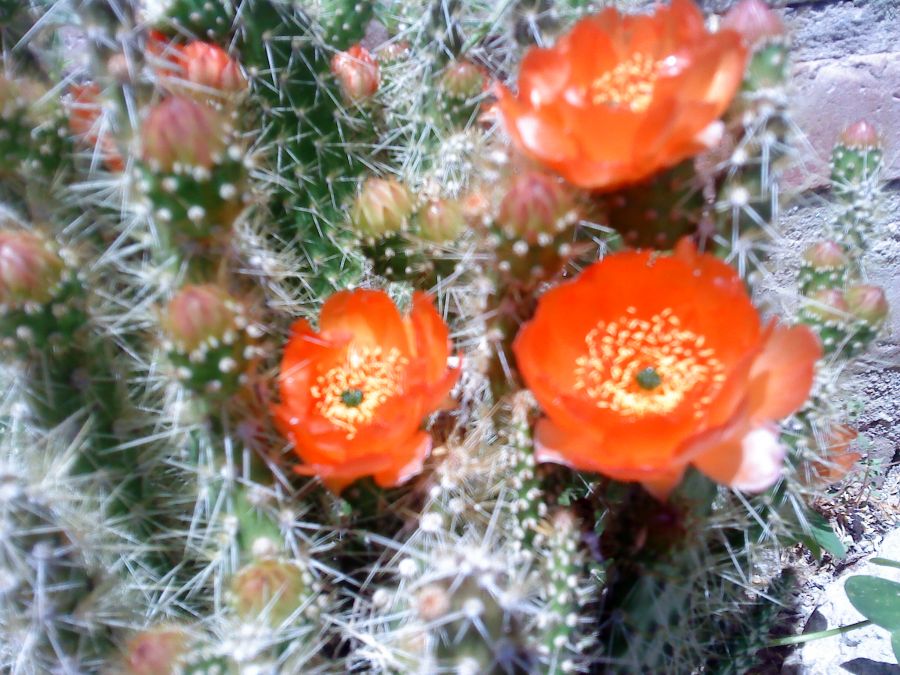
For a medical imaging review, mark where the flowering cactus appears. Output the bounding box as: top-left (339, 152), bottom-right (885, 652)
top-left (0, 0), bottom-right (893, 672)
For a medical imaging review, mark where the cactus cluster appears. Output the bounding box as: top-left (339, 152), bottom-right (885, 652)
top-left (0, 0), bottom-right (893, 672)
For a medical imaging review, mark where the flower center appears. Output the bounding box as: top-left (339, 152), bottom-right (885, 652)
top-left (311, 346), bottom-right (408, 438)
top-left (574, 307), bottom-right (725, 419)
top-left (590, 52), bottom-right (658, 112)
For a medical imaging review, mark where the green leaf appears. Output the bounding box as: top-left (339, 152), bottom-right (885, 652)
top-left (845, 575), bottom-right (900, 631)
top-left (800, 510), bottom-right (846, 559)
top-left (871, 558), bottom-right (900, 570)
top-left (891, 631), bottom-right (900, 664)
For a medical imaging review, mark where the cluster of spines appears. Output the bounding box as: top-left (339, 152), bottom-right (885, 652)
top-left (714, 7), bottom-right (792, 273)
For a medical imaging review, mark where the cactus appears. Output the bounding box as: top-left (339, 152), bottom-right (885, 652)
top-left (0, 0), bottom-right (893, 672)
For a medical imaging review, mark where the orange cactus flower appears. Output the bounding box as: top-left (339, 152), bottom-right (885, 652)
top-left (273, 290), bottom-right (460, 493)
top-left (513, 239), bottom-right (821, 499)
top-left (67, 83), bottom-right (124, 172)
top-left (496, 0), bottom-right (747, 191)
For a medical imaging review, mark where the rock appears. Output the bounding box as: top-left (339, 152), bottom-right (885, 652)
top-left (790, 53), bottom-right (900, 187)
top-left (796, 529), bottom-right (900, 673)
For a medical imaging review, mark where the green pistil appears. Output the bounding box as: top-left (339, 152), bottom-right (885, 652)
top-left (636, 367), bottom-right (662, 390)
top-left (341, 388), bottom-right (364, 407)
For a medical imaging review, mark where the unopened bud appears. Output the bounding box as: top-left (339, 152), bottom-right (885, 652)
top-left (417, 198), bottom-right (465, 242)
top-left (803, 241), bottom-right (848, 269)
top-left (230, 559), bottom-right (305, 624)
top-left (122, 625), bottom-right (189, 675)
top-left (177, 42), bottom-right (247, 94)
top-left (141, 96), bottom-right (225, 171)
top-left (0, 231), bottom-right (64, 306)
top-left (331, 44), bottom-right (379, 102)
top-left (440, 60), bottom-right (485, 100)
top-left (845, 284), bottom-right (888, 326)
top-left (839, 120), bottom-right (881, 150)
top-left (162, 284), bottom-right (237, 353)
top-left (376, 41), bottom-right (409, 65)
top-left (722, 0), bottom-right (785, 47)
top-left (497, 172), bottom-right (574, 243)
top-left (351, 177), bottom-right (414, 238)
top-left (805, 288), bottom-right (849, 322)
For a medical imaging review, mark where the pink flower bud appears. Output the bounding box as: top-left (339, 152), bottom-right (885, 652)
top-left (845, 284), bottom-right (888, 325)
top-left (806, 288), bottom-right (849, 322)
top-left (140, 96), bottom-right (225, 171)
top-left (122, 625), bottom-right (189, 675)
top-left (802, 241), bottom-right (848, 269)
top-left (162, 284), bottom-right (237, 353)
top-left (497, 171), bottom-right (574, 242)
top-left (0, 230), bottom-right (64, 306)
top-left (722, 0), bottom-right (785, 47)
top-left (331, 45), bottom-right (379, 102)
top-left (840, 120), bottom-right (881, 150)
top-left (351, 177), bottom-right (414, 237)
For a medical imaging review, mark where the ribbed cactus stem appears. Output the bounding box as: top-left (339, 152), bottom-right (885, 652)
top-left (829, 120), bottom-right (883, 251)
top-left (716, 4), bottom-right (791, 268)
top-left (538, 509), bottom-right (591, 675)
top-left (507, 392), bottom-right (545, 552)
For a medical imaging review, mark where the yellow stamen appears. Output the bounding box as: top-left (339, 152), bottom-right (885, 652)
top-left (574, 307), bottom-right (725, 419)
top-left (590, 52), bottom-right (659, 112)
top-left (312, 345), bottom-right (407, 438)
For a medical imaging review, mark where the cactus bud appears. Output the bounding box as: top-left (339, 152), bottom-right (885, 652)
top-left (376, 41), bottom-right (410, 65)
top-left (417, 198), bottom-right (466, 243)
top-left (802, 241), bottom-right (848, 269)
top-left (230, 559), bottom-right (306, 624)
top-left (840, 120), bottom-right (880, 150)
top-left (123, 625), bottom-right (190, 675)
top-left (161, 284), bottom-right (257, 396)
top-left (175, 42), bottom-right (247, 94)
top-left (804, 288), bottom-right (849, 322)
top-left (351, 177), bottom-right (414, 238)
top-left (497, 171), bottom-right (574, 243)
top-left (331, 44), bottom-right (379, 102)
top-left (162, 284), bottom-right (237, 353)
top-left (140, 96), bottom-right (225, 171)
top-left (722, 0), bottom-right (785, 48)
top-left (798, 241), bottom-right (850, 295)
top-left (845, 284), bottom-right (888, 326)
top-left (831, 120), bottom-right (882, 208)
top-left (0, 231), bottom-right (64, 307)
top-left (440, 60), bottom-right (485, 100)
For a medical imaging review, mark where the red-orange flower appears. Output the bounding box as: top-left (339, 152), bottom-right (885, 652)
top-left (513, 239), bottom-right (821, 499)
top-left (273, 290), bottom-right (459, 492)
top-left (496, 0), bottom-right (747, 190)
